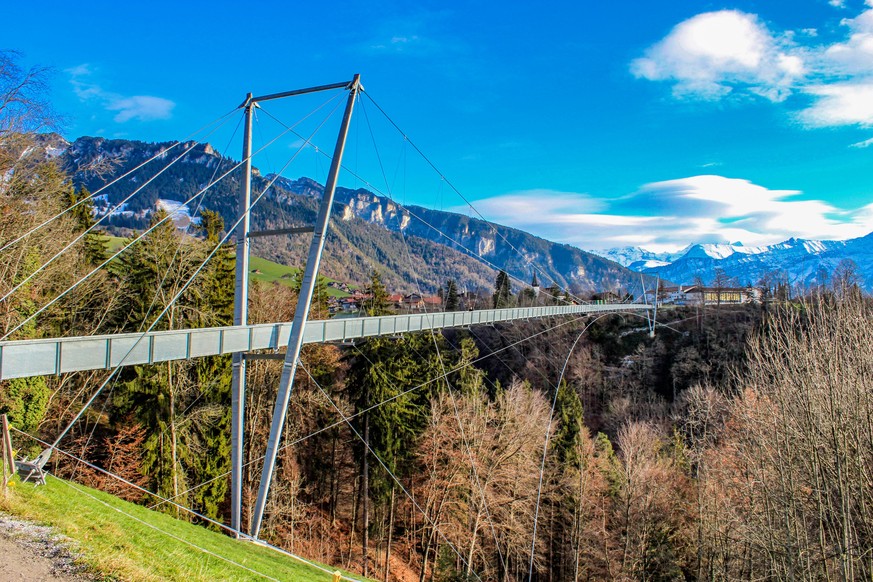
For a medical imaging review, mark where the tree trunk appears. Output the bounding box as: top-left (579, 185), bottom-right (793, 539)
top-left (168, 363), bottom-right (179, 505)
top-left (363, 409), bottom-right (370, 579)
top-left (384, 485), bottom-right (395, 582)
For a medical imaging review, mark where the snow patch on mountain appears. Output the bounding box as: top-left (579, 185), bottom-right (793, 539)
top-left (591, 246), bottom-right (686, 267)
top-left (157, 199), bottom-right (200, 227)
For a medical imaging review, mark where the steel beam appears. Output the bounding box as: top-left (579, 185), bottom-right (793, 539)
top-left (250, 80), bottom-right (353, 103)
top-left (247, 226), bottom-right (314, 238)
top-left (230, 95), bottom-right (254, 535)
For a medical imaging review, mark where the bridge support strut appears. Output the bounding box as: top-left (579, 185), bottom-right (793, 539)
top-left (250, 75), bottom-right (361, 539)
top-left (230, 93), bottom-right (254, 536)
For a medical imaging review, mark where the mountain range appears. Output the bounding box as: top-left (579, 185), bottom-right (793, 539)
top-left (591, 236), bottom-right (873, 291)
top-left (42, 134), bottom-right (869, 295)
top-left (48, 135), bottom-right (651, 296)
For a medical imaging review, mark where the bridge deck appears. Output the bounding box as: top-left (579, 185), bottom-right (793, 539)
top-left (0, 303), bottom-right (649, 380)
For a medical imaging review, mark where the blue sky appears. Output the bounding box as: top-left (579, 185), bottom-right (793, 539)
top-left (6, 0), bottom-right (873, 251)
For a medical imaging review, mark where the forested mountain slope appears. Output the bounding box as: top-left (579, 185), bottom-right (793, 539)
top-left (57, 135), bottom-right (647, 295)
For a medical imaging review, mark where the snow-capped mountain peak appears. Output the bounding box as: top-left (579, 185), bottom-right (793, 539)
top-left (591, 235), bottom-right (871, 291)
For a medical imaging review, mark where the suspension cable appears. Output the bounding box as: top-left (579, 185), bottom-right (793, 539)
top-left (360, 90), bottom-right (589, 305)
top-left (0, 112), bottom-right (240, 306)
top-left (40, 98), bottom-right (344, 451)
top-left (359, 95), bottom-right (509, 572)
top-left (257, 105), bottom-right (581, 309)
top-left (1, 95), bottom-right (341, 342)
top-left (152, 313), bottom-right (591, 510)
top-left (527, 312), bottom-right (614, 580)
top-left (300, 360), bottom-right (484, 582)
top-left (10, 427), bottom-right (362, 581)
top-left (0, 107), bottom-right (239, 254)
top-left (71, 112), bottom-right (247, 465)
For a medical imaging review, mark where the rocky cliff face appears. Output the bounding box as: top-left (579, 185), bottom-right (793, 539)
top-left (274, 176), bottom-right (647, 294)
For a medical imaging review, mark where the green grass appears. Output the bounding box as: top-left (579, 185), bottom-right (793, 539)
top-left (247, 257), bottom-right (351, 298)
top-left (103, 236), bottom-right (351, 298)
top-left (2, 475), bottom-right (365, 581)
top-left (104, 234), bottom-right (125, 254)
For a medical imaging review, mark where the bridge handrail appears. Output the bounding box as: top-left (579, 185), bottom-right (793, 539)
top-left (0, 303), bottom-right (650, 380)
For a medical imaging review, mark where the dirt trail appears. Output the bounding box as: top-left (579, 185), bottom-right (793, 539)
top-left (0, 513), bottom-right (93, 581)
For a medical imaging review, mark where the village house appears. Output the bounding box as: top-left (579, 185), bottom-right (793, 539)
top-left (401, 293), bottom-right (443, 312)
top-left (649, 285), bottom-right (762, 306)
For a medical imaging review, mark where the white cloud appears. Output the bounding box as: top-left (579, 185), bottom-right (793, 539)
top-left (463, 190), bottom-right (606, 221)
top-left (800, 82), bottom-right (873, 126)
top-left (363, 11), bottom-right (461, 57)
top-left (822, 9), bottom-right (873, 74)
top-left (466, 176), bottom-right (873, 251)
top-left (632, 6), bottom-right (873, 128)
top-left (850, 136), bottom-right (873, 147)
top-left (67, 63), bottom-right (175, 123)
top-left (106, 96), bottom-right (174, 123)
top-left (631, 11), bottom-right (802, 101)
top-left (830, 0), bottom-right (846, 7)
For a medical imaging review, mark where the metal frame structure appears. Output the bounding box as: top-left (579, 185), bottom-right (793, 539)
top-left (230, 76), bottom-right (361, 538)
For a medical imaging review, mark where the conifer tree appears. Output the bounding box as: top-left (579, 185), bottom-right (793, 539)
top-left (347, 331), bottom-right (471, 567)
top-left (444, 279), bottom-right (459, 311)
top-left (363, 270), bottom-right (392, 316)
top-left (552, 380), bottom-right (585, 468)
top-left (113, 210), bottom-right (233, 519)
top-left (493, 270), bottom-right (512, 308)
top-left (63, 186), bottom-right (107, 266)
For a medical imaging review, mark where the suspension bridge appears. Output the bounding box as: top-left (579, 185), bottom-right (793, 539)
top-left (2, 75), bottom-right (654, 581)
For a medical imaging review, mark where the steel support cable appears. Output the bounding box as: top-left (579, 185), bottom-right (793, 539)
top-left (0, 113), bottom-right (241, 307)
top-left (11, 427), bottom-right (364, 581)
top-left (1, 90), bottom-right (340, 333)
top-left (73, 115), bottom-right (247, 463)
top-left (11, 427), bottom-right (242, 533)
top-left (36, 102), bottom-right (344, 452)
top-left (2, 158), bottom-right (238, 341)
top-left (360, 90), bottom-right (590, 305)
top-left (60, 480), bottom-right (282, 582)
top-left (360, 99), bottom-right (526, 574)
top-left (255, 106), bottom-right (581, 310)
top-left (23, 114), bottom-right (343, 562)
top-left (526, 312), bottom-right (615, 581)
top-left (465, 316), bottom-right (570, 400)
top-left (363, 113), bottom-right (568, 400)
top-left (0, 99), bottom-right (338, 342)
top-left (299, 361), bottom-right (484, 582)
top-left (0, 107), bottom-right (239, 254)
top-left (361, 96), bottom-right (509, 571)
top-left (152, 312), bottom-right (592, 513)
top-left (423, 335), bottom-right (510, 574)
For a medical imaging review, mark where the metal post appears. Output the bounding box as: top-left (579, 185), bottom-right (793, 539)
top-left (230, 94), bottom-right (254, 536)
top-left (250, 75), bottom-right (360, 539)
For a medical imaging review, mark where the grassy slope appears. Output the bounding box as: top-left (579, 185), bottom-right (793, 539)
top-left (104, 236), bottom-right (351, 298)
top-left (2, 475), bottom-right (364, 581)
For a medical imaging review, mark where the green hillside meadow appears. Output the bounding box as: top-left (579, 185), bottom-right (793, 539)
top-left (2, 474), bottom-right (366, 581)
top-left (104, 236), bottom-right (351, 297)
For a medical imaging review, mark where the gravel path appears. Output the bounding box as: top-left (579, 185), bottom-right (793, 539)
top-left (0, 512), bottom-right (94, 581)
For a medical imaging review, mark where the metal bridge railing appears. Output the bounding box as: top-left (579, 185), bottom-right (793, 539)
top-left (0, 303), bottom-right (649, 380)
